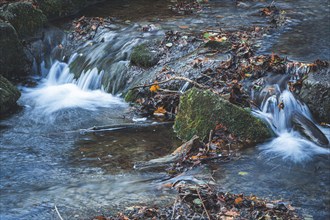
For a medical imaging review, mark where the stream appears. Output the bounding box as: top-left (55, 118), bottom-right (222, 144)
top-left (0, 0), bottom-right (329, 219)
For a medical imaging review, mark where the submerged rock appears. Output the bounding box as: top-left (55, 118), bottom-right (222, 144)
top-left (0, 75), bottom-right (21, 115)
top-left (0, 2), bottom-right (46, 37)
top-left (298, 68), bottom-right (330, 123)
top-left (292, 111), bottom-right (329, 147)
top-left (0, 19), bottom-right (31, 77)
top-left (174, 88), bottom-right (271, 144)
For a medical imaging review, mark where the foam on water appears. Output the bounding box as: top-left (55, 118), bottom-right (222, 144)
top-left (254, 88), bottom-right (330, 162)
top-left (22, 61), bottom-right (127, 115)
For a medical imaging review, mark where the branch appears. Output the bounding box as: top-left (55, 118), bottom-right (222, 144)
top-left (131, 76), bottom-right (209, 90)
top-left (197, 189), bottom-right (211, 220)
top-left (54, 205), bottom-right (64, 220)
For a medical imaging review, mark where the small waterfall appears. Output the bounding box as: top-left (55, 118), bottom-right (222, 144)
top-left (22, 60), bottom-right (127, 115)
top-left (253, 87), bottom-right (329, 162)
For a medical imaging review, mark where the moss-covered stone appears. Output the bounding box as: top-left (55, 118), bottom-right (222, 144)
top-left (0, 20), bottom-right (31, 77)
top-left (205, 40), bottom-right (231, 51)
top-left (36, 0), bottom-right (87, 20)
top-left (130, 44), bottom-right (159, 68)
top-left (174, 88), bottom-right (271, 143)
top-left (0, 74), bottom-right (21, 114)
top-left (298, 68), bottom-right (330, 123)
top-left (0, 2), bottom-right (47, 37)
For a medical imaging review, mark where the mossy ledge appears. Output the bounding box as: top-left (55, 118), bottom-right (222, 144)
top-left (174, 88), bottom-right (271, 144)
top-left (130, 44), bottom-right (159, 68)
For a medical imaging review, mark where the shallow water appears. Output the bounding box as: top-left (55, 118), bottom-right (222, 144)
top-left (1, 0), bottom-right (330, 219)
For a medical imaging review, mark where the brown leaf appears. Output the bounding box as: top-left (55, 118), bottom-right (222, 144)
top-left (179, 25), bottom-right (189, 29)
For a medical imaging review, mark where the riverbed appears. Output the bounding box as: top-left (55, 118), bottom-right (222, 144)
top-left (0, 0), bottom-right (329, 219)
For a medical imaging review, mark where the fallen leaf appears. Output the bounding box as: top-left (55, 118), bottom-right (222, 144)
top-left (154, 106), bottom-right (166, 114)
top-left (150, 84), bottom-right (160, 92)
top-left (179, 25), bottom-right (189, 29)
top-left (238, 171), bottom-right (248, 176)
top-left (235, 197), bottom-right (243, 204)
top-left (91, 25), bottom-right (97, 30)
top-left (193, 198), bottom-right (203, 206)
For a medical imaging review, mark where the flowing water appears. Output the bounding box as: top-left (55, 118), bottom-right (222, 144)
top-left (1, 0), bottom-right (330, 219)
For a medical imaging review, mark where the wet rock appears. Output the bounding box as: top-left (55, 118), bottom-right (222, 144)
top-left (0, 2), bottom-right (46, 37)
top-left (292, 111), bottom-right (329, 147)
top-left (130, 43), bottom-right (159, 68)
top-left (0, 19), bottom-right (31, 77)
top-left (0, 74), bottom-right (21, 115)
top-left (36, 0), bottom-right (88, 20)
top-left (174, 87), bottom-right (271, 143)
top-left (298, 68), bottom-right (330, 123)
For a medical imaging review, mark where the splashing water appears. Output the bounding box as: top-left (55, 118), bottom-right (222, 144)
top-left (253, 87), bottom-right (329, 162)
top-left (22, 60), bottom-right (127, 115)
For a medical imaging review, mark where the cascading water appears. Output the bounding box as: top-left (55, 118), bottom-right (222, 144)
top-left (22, 60), bottom-right (127, 115)
top-left (253, 85), bottom-right (329, 162)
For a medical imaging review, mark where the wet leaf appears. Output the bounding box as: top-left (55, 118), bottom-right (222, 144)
top-left (193, 198), bottom-right (203, 206)
top-left (154, 106), bottom-right (166, 114)
top-left (278, 101), bottom-right (284, 110)
top-left (91, 25), bottom-right (97, 30)
top-left (203, 32), bottom-right (211, 39)
top-left (150, 84), bottom-right (160, 92)
top-left (235, 197), bottom-right (243, 204)
top-left (179, 25), bottom-right (189, 29)
top-left (238, 171), bottom-right (248, 176)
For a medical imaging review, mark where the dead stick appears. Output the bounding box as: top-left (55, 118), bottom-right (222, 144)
top-left (131, 76), bottom-right (209, 90)
top-left (171, 197), bottom-right (178, 220)
top-left (54, 205), bottom-right (64, 220)
top-left (197, 189), bottom-right (211, 220)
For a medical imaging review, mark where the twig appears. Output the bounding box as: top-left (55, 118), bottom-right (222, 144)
top-left (171, 197), bottom-right (178, 220)
top-left (54, 205), bottom-right (64, 220)
top-left (197, 189), bottom-right (211, 220)
top-left (131, 76), bottom-right (209, 90)
top-left (206, 129), bottom-right (213, 153)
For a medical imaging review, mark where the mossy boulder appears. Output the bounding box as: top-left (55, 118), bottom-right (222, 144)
top-left (298, 69), bottom-right (330, 123)
top-left (174, 88), bottom-right (271, 143)
top-left (130, 44), bottom-right (159, 68)
top-left (0, 2), bottom-right (47, 37)
top-left (0, 74), bottom-right (21, 114)
top-left (36, 0), bottom-right (87, 20)
top-left (0, 20), bottom-right (31, 77)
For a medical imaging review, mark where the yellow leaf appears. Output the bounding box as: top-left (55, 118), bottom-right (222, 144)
top-left (238, 171), bottom-right (248, 176)
top-left (235, 197), bottom-right (243, 204)
top-left (154, 106), bottom-right (166, 114)
top-left (150, 83), bottom-right (160, 92)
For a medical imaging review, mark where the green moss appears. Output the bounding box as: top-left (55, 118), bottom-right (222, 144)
top-left (174, 88), bottom-right (271, 143)
top-left (130, 44), bottom-right (159, 68)
top-left (36, 0), bottom-right (87, 19)
top-left (0, 2), bottom-right (46, 37)
top-left (0, 75), bottom-right (21, 114)
top-left (205, 40), bottom-right (231, 51)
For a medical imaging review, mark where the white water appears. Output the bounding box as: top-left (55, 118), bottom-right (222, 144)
top-left (254, 86), bottom-right (329, 162)
top-left (22, 61), bottom-right (127, 115)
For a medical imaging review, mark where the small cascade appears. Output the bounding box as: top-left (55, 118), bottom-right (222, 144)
top-left (22, 60), bottom-right (127, 115)
top-left (253, 86), bottom-right (329, 162)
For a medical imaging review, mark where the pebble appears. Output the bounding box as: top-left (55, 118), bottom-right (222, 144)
top-left (166, 43), bottom-right (173, 48)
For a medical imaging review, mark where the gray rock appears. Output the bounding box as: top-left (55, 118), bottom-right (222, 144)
top-left (174, 87), bottom-right (271, 144)
top-left (292, 111), bottom-right (329, 147)
top-left (298, 68), bottom-right (330, 123)
top-left (0, 20), bottom-right (31, 77)
top-left (0, 74), bottom-right (21, 114)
